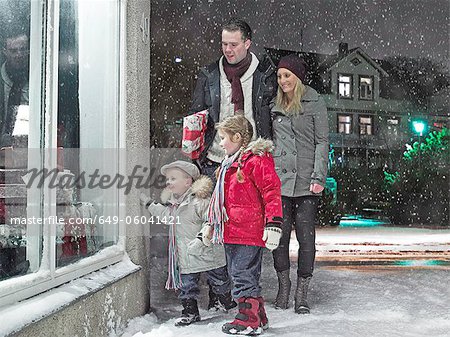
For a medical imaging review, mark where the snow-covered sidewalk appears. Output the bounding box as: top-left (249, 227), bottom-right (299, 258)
top-left (115, 250), bottom-right (450, 337)
top-left (308, 226), bottom-right (450, 259)
top-left (314, 226), bottom-right (450, 253)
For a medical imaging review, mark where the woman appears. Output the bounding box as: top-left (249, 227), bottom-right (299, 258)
top-left (271, 54), bottom-right (329, 314)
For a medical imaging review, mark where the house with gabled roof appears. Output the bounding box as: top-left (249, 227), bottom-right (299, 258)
top-left (266, 43), bottom-right (448, 171)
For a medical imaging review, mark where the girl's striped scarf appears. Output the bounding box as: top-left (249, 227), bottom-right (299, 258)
top-left (208, 150), bottom-right (240, 244)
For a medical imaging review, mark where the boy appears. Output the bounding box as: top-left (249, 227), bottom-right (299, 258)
top-left (141, 160), bottom-right (236, 326)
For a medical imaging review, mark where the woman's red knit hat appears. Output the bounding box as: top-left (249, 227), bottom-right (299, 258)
top-left (277, 54), bottom-right (307, 83)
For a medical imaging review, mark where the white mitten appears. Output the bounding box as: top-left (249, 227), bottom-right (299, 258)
top-left (262, 225), bottom-right (282, 251)
top-left (140, 193), bottom-right (152, 207)
top-left (199, 225), bottom-right (212, 247)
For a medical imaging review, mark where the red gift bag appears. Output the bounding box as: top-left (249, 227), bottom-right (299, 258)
top-left (181, 110), bottom-right (208, 160)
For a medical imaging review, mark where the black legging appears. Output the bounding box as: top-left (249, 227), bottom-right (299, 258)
top-left (273, 196), bottom-right (319, 278)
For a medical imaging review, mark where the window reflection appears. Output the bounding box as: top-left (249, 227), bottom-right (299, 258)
top-left (0, 0), bottom-right (121, 277)
top-left (0, 1), bottom-right (30, 280)
top-left (1, 32), bottom-right (29, 149)
top-left (56, 0), bottom-right (120, 267)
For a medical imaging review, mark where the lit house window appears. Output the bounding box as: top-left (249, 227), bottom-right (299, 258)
top-left (338, 114), bottom-right (352, 134)
top-left (387, 118), bottom-right (400, 126)
top-left (359, 76), bottom-right (373, 100)
top-left (338, 74), bottom-right (352, 99)
top-left (359, 116), bottom-right (373, 135)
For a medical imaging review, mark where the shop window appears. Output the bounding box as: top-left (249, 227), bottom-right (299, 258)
top-left (0, 1), bottom-right (32, 282)
top-left (55, 0), bottom-right (121, 267)
top-left (0, 0), bottom-right (124, 306)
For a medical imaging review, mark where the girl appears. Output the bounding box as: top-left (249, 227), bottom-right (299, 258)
top-left (206, 114), bottom-right (283, 335)
top-left (271, 54), bottom-right (329, 314)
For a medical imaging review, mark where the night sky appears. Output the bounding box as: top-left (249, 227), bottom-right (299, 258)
top-left (150, 0), bottom-right (449, 145)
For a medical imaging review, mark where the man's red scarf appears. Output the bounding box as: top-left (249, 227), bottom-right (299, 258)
top-left (222, 53), bottom-right (252, 113)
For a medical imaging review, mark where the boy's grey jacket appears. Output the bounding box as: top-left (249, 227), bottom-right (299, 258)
top-left (271, 85), bottom-right (329, 197)
top-left (147, 176), bottom-right (226, 274)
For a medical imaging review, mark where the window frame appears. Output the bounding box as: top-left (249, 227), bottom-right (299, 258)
top-left (359, 115), bottom-right (374, 135)
top-left (0, 0), bottom-right (127, 307)
top-left (359, 75), bottom-right (374, 101)
top-left (337, 114), bottom-right (353, 134)
top-left (337, 73), bottom-right (353, 100)
top-left (387, 117), bottom-right (401, 126)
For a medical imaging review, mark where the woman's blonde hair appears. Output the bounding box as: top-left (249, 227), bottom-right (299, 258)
top-left (216, 115), bottom-right (253, 183)
top-left (275, 77), bottom-right (305, 116)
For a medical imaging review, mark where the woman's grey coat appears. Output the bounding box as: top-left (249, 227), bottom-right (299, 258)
top-left (271, 85), bottom-right (329, 197)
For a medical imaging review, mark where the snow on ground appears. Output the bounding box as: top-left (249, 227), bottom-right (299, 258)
top-left (315, 226), bottom-right (450, 245)
top-left (116, 249), bottom-right (450, 337)
top-left (313, 226), bottom-right (450, 253)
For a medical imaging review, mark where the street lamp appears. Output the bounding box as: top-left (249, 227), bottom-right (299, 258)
top-left (412, 121), bottom-right (425, 136)
top-left (412, 120), bottom-right (427, 169)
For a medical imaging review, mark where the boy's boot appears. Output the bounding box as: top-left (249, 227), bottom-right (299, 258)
top-left (175, 298), bottom-right (201, 326)
top-left (217, 291), bottom-right (237, 311)
top-left (207, 286), bottom-right (220, 310)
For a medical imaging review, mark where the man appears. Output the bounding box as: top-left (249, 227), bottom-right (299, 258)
top-left (189, 18), bottom-right (277, 177)
top-left (187, 18), bottom-right (277, 333)
top-left (0, 31), bottom-right (30, 148)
